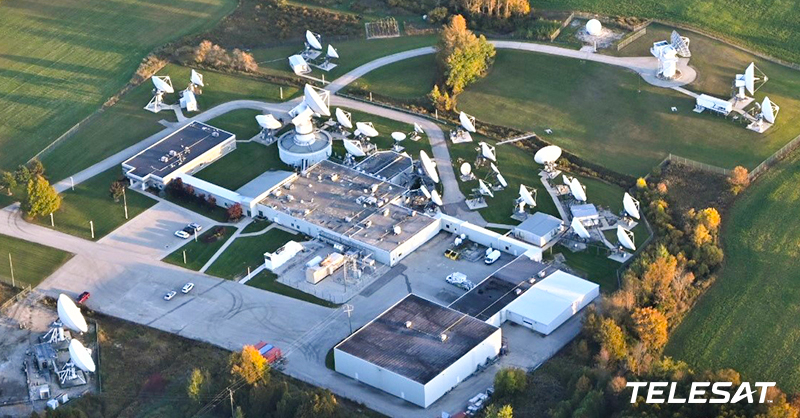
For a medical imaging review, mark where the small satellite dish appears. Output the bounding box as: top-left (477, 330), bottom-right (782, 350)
top-left (479, 142), bottom-right (496, 162)
top-left (414, 123), bottom-right (424, 134)
top-left (569, 178), bottom-right (587, 202)
top-left (68, 339), bottom-right (96, 373)
top-left (190, 69), bottom-right (204, 87)
top-left (256, 114), bottom-right (282, 130)
top-left (343, 139), bottom-right (366, 157)
top-left (356, 122), bottom-right (379, 137)
top-left (623, 192), bottom-right (640, 220)
top-left (57, 294), bottom-right (88, 334)
top-left (617, 225), bottom-right (636, 251)
top-left (335, 108), bottom-right (353, 129)
top-left (571, 217), bottom-right (591, 239)
top-left (305, 30), bottom-right (322, 50)
top-left (420, 151), bottom-right (440, 183)
top-left (327, 44), bottom-right (339, 59)
top-left (496, 173), bottom-right (508, 188)
top-left (586, 19), bottom-right (602, 36)
top-left (460, 163), bottom-right (472, 176)
top-left (151, 76), bottom-right (174, 93)
top-left (391, 132), bottom-right (407, 142)
top-left (419, 184), bottom-right (432, 199)
top-left (431, 190), bottom-right (443, 206)
top-left (459, 112), bottom-right (476, 133)
top-left (519, 185), bottom-right (536, 206)
top-left (304, 84), bottom-right (330, 116)
top-left (762, 96), bottom-right (779, 123)
top-left (478, 179), bottom-right (494, 198)
top-left (534, 145), bottom-right (562, 165)
top-left (490, 162), bottom-right (500, 174)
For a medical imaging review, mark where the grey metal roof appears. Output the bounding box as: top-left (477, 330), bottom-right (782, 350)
top-left (570, 203), bottom-right (598, 219)
top-left (514, 212), bottom-right (563, 236)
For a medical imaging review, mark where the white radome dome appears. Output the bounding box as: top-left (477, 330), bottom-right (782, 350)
top-left (586, 19), bottom-right (602, 36)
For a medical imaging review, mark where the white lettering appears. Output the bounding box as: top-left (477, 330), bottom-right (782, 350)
top-left (731, 382), bottom-right (755, 403)
top-left (668, 382), bottom-right (686, 403)
top-left (689, 382), bottom-right (709, 403)
top-left (626, 382), bottom-right (648, 403)
top-left (647, 382), bottom-right (668, 404)
top-left (710, 382), bottom-right (732, 403)
top-left (755, 382), bottom-right (776, 403)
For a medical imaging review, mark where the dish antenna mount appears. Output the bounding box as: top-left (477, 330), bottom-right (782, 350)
top-left (145, 75), bottom-right (174, 113)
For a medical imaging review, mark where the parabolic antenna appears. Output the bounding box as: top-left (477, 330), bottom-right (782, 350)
top-left (534, 145), bottom-right (562, 165)
top-left (68, 339), bottom-right (96, 373)
top-left (414, 123), bottom-right (424, 134)
top-left (571, 217), bottom-right (591, 239)
top-left (623, 192), bottom-right (640, 220)
top-left (670, 30), bottom-right (691, 57)
top-left (496, 173), bottom-right (508, 188)
top-left (569, 177), bottom-right (587, 202)
top-left (762, 96), bottom-right (778, 124)
top-left (291, 106), bottom-right (314, 127)
top-left (490, 162), bottom-right (500, 174)
top-left (479, 142), bottom-right (496, 162)
top-left (305, 30), bottom-right (322, 50)
top-left (586, 19), bottom-right (602, 36)
top-left (343, 139), bottom-right (366, 157)
top-left (57, 294), bottom-right (88, 334)
top-left (617, 225), bottom-right (636, 251)
top-left (335, 108), bottom-right (353, 129)
top-left (431, 190), bottom-right (443, 206)
top-left (391, 132), bottom-right (407, 141)
top-left (304, 84), bottom-right (330, 116)
top-left (460, 162), bottom-right (472, 176)
top-left (459, 112), bottom-right (476, 133)
top-left (478, 179), bottom-right (494, 198)
top-left (419, 151), bottom-right (440, 183)
top-left (356, 122), bottom-right (379, 137)
top-left (419, 184), bottom-right (432, 199)
top-left (151, 76), bottom-right (174, 93)
top-left (562, 175), bottom-right (572, 186)
top-left (519, 184), bottom-right (536, 206)
top-left (745, 63), bottom-right (755, 95)
top-left (327, 44), bottom-right (339, 59)
top-left (256, 114), bottom-right (282, 130)
top-left (190, 69), bottom-right (204, 87)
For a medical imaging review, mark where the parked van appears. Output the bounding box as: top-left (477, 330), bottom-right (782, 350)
top-left (484, 249), bottom-right (501, 265)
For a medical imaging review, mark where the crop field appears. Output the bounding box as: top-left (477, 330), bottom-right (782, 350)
top-left (666, 148), bottom-right (800, 393)
top-left (0, 0), bottom-right (236, 174)
top-left (0, 234), bottom-right (73, 287)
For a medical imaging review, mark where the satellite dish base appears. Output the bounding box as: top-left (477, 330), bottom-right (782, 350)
top-left (144, 95), bottom-right (166, 113)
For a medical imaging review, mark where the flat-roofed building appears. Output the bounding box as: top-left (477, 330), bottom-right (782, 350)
top-left (512, 212), bottom-right (564, 247)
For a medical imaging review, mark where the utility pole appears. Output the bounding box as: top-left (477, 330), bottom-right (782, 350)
top-left (122, 187), bottom-right (128, 219)
top-left (228, 388), bottom-right (235, 418)
top-left (182, 250), bottom-right (187, 265)
top-left (280, 87), bottom-right (283, 100)
top-left (343, 304), bottom-right (354, 334)
top-left (9, 253), bottom-right (15, 288)
top-left (70, 177), bottom-right (74, 191)
top-left (50, 212), bottom-right (54, 227)
top-left (89, 221), bottom-right (94, 239)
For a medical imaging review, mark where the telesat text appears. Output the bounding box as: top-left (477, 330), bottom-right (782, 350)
top-left (626, 382), bottom-right (776, 404)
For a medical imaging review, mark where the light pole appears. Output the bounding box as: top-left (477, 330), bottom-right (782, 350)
top-left (50, 212), bottom-right (54, 227)
top-left (343, 304), bottom-right (353, 335)
top-left (70, 177), bottom-right (74, 191)
top-left (182, 250), bottom-right (187, 265)
top-left (122, 187), bottom-right (128, 220)
top-left (8, 253), bottom-right (15, 288)
top-left (89, 220), bottom-right (94, 239)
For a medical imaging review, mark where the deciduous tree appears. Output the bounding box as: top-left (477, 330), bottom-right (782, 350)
top-left (186, 368), bottom-right (210, 401)
top-left (632, 307), bottom-right (668, 351)
top-left (227, 203), bottom-right (244, 221)
top-left (594, 317), bottom-right (627, 363)
top-left (494, 367), bottom-right (527, 398)
top-left (485, 404), bottom-right (514, 418)
top-left (230, 345), bottom-right (269, 386)
top-left (728, 166), bottom-right (749, 195)
top-left (436, 15), bottom-right (495, 95)
top-left (1, 171), bottom-right (16, 195)
top-left (109, 181), bottom-right (125, 202)
top-left (22, 175), bottom-right (61, 219)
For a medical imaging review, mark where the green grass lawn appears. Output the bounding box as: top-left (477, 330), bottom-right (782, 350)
top-left (242, 219), bottom-right (272, 234)
top-left (0, 234), bottom-right (73, 287)
top-left (547, 246), bottom-right (620, 292)
top-left (0, 0), bottom-right (236, 174)
top-left (665, 148), bottom-right (800, 393)
top-left (194, 142), bottom-right (289, 191)
top-left (205, 109), bottom-right (263, 141)
top-left (246, 270), bottom-right (338, 307)
top-left (32, 168), bottom-right (156, 240)
top-left (343, 54), bottom-right (436, 99)
top-left (162, 226), bottom-right (236, 270)
top-left (160, 191), bottom-right (230, 223)
top-left (206, 228), bottom-right (299, 280)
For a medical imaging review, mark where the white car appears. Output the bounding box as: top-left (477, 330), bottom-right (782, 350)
top-left (181, 282), bottom-right (195, 294)
top-left (174, 230), bottom-right (191, 239)
top-left (164, 291), bottom-right (177, 301)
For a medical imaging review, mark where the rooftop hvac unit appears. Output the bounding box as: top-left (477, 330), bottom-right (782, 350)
top-left (330, 173), bottom-right (339, 182)
top-left (169, 150), bottom-right (178, 156)
top-left (212, 131), bottom-right (219, 137)
top-left (440, 333), bottom-right (448, 342)
top-left (383, 208), bottom-right (390, 217)
top-left (538, 270), bottom-right (547, 278)
top-left (405, 321), bottom-right (413, 328)
top-left (364, 220), bottom-right (372, 228)
top-left (515, 288), bottom-right (522, 295)
top-left (393, 226), bottom-right (402, 235)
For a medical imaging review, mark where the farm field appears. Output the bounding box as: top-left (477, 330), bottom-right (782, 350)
top-left (195, 141), bottom-right (289, 191)
top-left (0, 234), bottom-right (73, 287)
top-left (666, 148), bottom-right (800, 393)
top-left (0, 0), bottom-right (236, 173)
top-left (206, 228), bottom-right (299, 280)
top-left (162, 225), bottom-right (237, 271)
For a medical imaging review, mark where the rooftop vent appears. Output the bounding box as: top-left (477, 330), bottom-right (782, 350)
top-left (383, 208), bottom-right (390, 217)
top-left (515, 288), bottom-right (523, 295)
top-left (538, 270), bottom-right (547, 278)
top-left (330, 173), bottom-right (339, 182)
top-left (405, 321), bottom-right (412, 329)
top-left (212, 131), bottom-right (219, 137)
top-left (440, 333), bottom-right (448, 342)
top-left (393, 226), bottom-right (402, 235)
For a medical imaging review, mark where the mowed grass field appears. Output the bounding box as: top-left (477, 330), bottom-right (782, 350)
top-left (0, 234), bottom-right (73, 287)
top-left (666, 149), bottom-right (800, 393)
top-left (195, 142), bottom-right (289, 190)
top-left (0, 0), bottom-right (236, 173)
top-left (343, 54), bottom-right (437, 99)
top-left (206, 228), bottom-right (299, 280)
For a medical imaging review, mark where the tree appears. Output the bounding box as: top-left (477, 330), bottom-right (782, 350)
top-left (227, 203), bottom-right (244, 221)
top-left (485, 404), bottom-right (514, 418)
top-left (231, 49), bottom-right (258, 72)
top-left (296, 390), bottom-right (339, 418)
top-left (692, 224), bottom-right (711, 247)
top-left (594, 317), bottom-right (627, 363)
top-left (1, 171), bottom-right (16, 195)
top-left (27, 159), bottom-right (45, 177)
top-left (632, 307), bottom-right (668, 351)
top-left (230, 345), bottom-right (269, 386)
top-left (186, 368), bottom-right (210, 401)
top-left (494, 367), bottom-right (527, 398)
top-left (428, 6), bottom-right (449, 23)
top-left (193, 40), bottom-right (213, 63)
top-left (636, 177), bottom-right (647, 189)
top-left (206, 195), bottom-right (217, 208)
top-left (728, 166), bottom-right (750, 195)
top-left (109, 181), bottom-right (125, 202)
top-left (696, 207), bottom-right (721, 231)
top-left (15, 165), bottom-right (31, 185)
top-left (233, 406), bottom-right (245, 418)
top-left (456, 0), bottom-right (530, 18)
top-left (22, 175), bottom-right (61, 219)
top-left (436, 15), bottom-right (496, 95)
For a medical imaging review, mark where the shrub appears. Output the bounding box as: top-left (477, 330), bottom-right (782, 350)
top-left (494, 367), bottom-right (527, 398)
top-left (727, 165), bottom-right (750, 195)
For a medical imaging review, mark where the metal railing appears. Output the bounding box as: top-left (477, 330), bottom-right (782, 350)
top-left (0, 285), bottom-right (32, 314)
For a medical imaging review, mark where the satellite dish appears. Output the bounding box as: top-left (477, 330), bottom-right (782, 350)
top-left (670, 30), bottom-right (691, 57)
top-left (496, 173), bottom-right (508, 188)
top-left (459, 112), bottom-right (476, 133)
top-left (617, 225), bottom-right (636, 251)
top-left (291, 106), bottom-right (314, 127)
top-left (356, 122), bottom-right (379, 137)
top-left (151, 76), bottom-right (174, 93)
top-left (419, 184), bottom-right (432, 199)
top-left (569, 178), bottom-right (587, 202)
top-left (431, 190), bottom-right (443, 206)
top-left (304, 85), bottom-right (330, 116)
top-left (762, 96), bottom-right (778, 123)
top-left (335, 108), bottom-right (353, 129)
top-left (519, 185), bottom-right (536, 206)
top-left (745, 63), bottom-right (755, 95)
top-left (68, 339), bottom-right (96, 373)
top-left (420, 151), bottom-right (440, 183)
top-left (190, 69), bottom-right (204, 87)
top-left (414, 123), bottom-right (424, 134)
top-left (478, 179), bottom-right (494, 198)
top-left (623, 193), bottom-right (640, 220)
top-left (562, 175), bottom-right (572, 186)
top-left (343, 139), bottom-right (366, 157)
top-left (534, 145), bottom-right (562, 165)
top-left (391, 132), bottom-right (407, 142)
top-left (479, 142), bottom-right (496, 162)
top-left (327, 44), bottom-right (339, 59)
top-left (586, 19), bottom-right (602, 36)
top-left (571, 217), bottom-right (591, 239)
top-left (57, 294), bottom-right (88, 334)
top-left (256, 114), bottom-right (282, 130)
top-left (305, 30), bottom-right (322, 50)
top-left (490, 162), bottom-right (500, 174)
top-left (460, 163), bottom-right (472, 176)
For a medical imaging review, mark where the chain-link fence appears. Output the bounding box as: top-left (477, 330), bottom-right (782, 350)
top-left (749, 134), bottom-right (800, 180)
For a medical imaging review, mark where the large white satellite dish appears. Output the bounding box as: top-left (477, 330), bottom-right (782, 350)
top-left (190, 69), bottom-right (204, 87)
top-left (68, 339), bottom-right (96, 373)
top-left (343, 139), bottom-right (366, 157)
top-left (762, 96), bottom-right (779, 123)
top-left (304, 84), bottom-right (330, 116)
top-left (459, 112), bottom-right (476, 133)
top-left (256, 114), bottom-right (282, 130)
top-left (534, 145), bottom-right (562, 165)
top-left (496, 173), bottom-right (508, 188)
top-left (414, 123), bottom-right (424, 134)
top-left (479, 142), bottom-right (496, 162)
top-left (419, 184), bottom-right (432, 199)
top-left (569, 178), bottom-right (587, 202)
top-left (327, 44), bottom-right (339, 59)
top-left (745, 63), bottom-right (755, 95)
top-left (478, 179), bottom-right (494, 198)
top-left (586, 19), bottom-right (602, 36)
top-left (460, 163), bottom-right (472, 176)
top-left (335, 108), bottom-right (353, 129)
top-left (391, 132), bottom-right (407, 141)
top-left (419, 151), bottom-right (439, 183)
top-left (306, 30), bottom-right (322, 50)
top-left (571, 217), bottom-right (591, 239)
top-left (617, 225), bottom-right (636, 251)
top-left (356, 122), bottom-right (379, 137)
top-left (562, 175), bottom-right (572, 186)
top-left (519, 184), bottom-right (536, 206)
top-left (431, 190), bottom-right (443, 206)
top-left (490, 162), bottom-right (500, 174)
top-left (57, 294), bottom-right (88, 334)
top-left (670, 30), bottom-right (691, 57)
top-left (623, 192), bottom-right (640, 220)
top-left (151, 75), bottom-right (174, 93)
